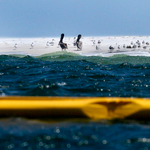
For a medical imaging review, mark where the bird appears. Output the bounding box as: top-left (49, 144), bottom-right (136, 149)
top-left (59, 33), bottom-right (68, 51)
top-left (96, 40), bottom-right (101, 50)
top-left (49, 39), bottom-right (54, 46)
top-left (118, 45), bottom-right (120, 49)
top-left (76, 34), bottom-right (82, 50)
top-left (31, 42), bottom-right (34, 48)
top-left (93, 40), bottom-right (96, 45)
top-left (126, 45), bottom-right (132, 48)
top-left (96, 45), bottom-right (101, 50)
top-left (73, 37), bottom-right (77, 46)
top-left (98, 40), bottom-right (101, 44)
top-left (46, 41), bottom-right (50, 47)
top-left (142, 40), bottom-right (145, 44)
top-left (109, 45), bottom-right (114, 52)
top-left (14, 44), bottom-right (17, 49)
top-left (137, 43), bottom-right (141, 48)
top-left (133, 44), bottom-right (137, 48)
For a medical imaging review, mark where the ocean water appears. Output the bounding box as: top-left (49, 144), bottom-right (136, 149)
top-left (1, 52), bottom-right (150, 97)
top-left (1, 52), bottom-right (150, 149)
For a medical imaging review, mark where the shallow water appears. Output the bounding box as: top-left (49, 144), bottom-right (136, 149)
top-left (1, 52), bottom-right (150, 149)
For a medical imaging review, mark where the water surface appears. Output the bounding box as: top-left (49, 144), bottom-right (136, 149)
top-left (0, 52), bottom-right (150, 149)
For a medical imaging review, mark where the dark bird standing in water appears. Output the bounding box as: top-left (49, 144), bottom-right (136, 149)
top-left (59, 33), bottom-right (68, 51)
top-left (76, 34), bottom-right (82, 50)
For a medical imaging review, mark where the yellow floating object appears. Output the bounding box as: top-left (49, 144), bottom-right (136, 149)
top-left (0, 96), bottom-right (150, 120)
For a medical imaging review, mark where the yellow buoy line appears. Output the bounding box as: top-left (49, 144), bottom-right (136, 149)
top-left (0, 96), bottom-right (150, 120)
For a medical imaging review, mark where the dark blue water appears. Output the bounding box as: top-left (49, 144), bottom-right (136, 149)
top-left (0, 52), bottom-right (150, 97)
top-left (1, 52), bottom-right (150, 149)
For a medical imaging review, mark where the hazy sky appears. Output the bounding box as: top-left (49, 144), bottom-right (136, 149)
top-left (0, 0), bottom-right (150, 37)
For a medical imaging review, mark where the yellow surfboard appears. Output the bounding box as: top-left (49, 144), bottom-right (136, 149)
top-left (0, 96), bottom-right (150, 120)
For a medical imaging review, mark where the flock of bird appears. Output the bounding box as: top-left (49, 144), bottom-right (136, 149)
top-left (58, 33), bottom-right (83, 51)
top-left (13, 33), bottom-right (83, 51)
top-left (95, 39), bottom-right (150, 53)
top-left (12, 34), bottom-right (150, 53)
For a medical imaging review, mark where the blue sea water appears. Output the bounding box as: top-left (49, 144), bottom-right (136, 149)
top-left (1, 52), bottom-right (150, 149)
top-left (1, 52), bottom-right (150, 97)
